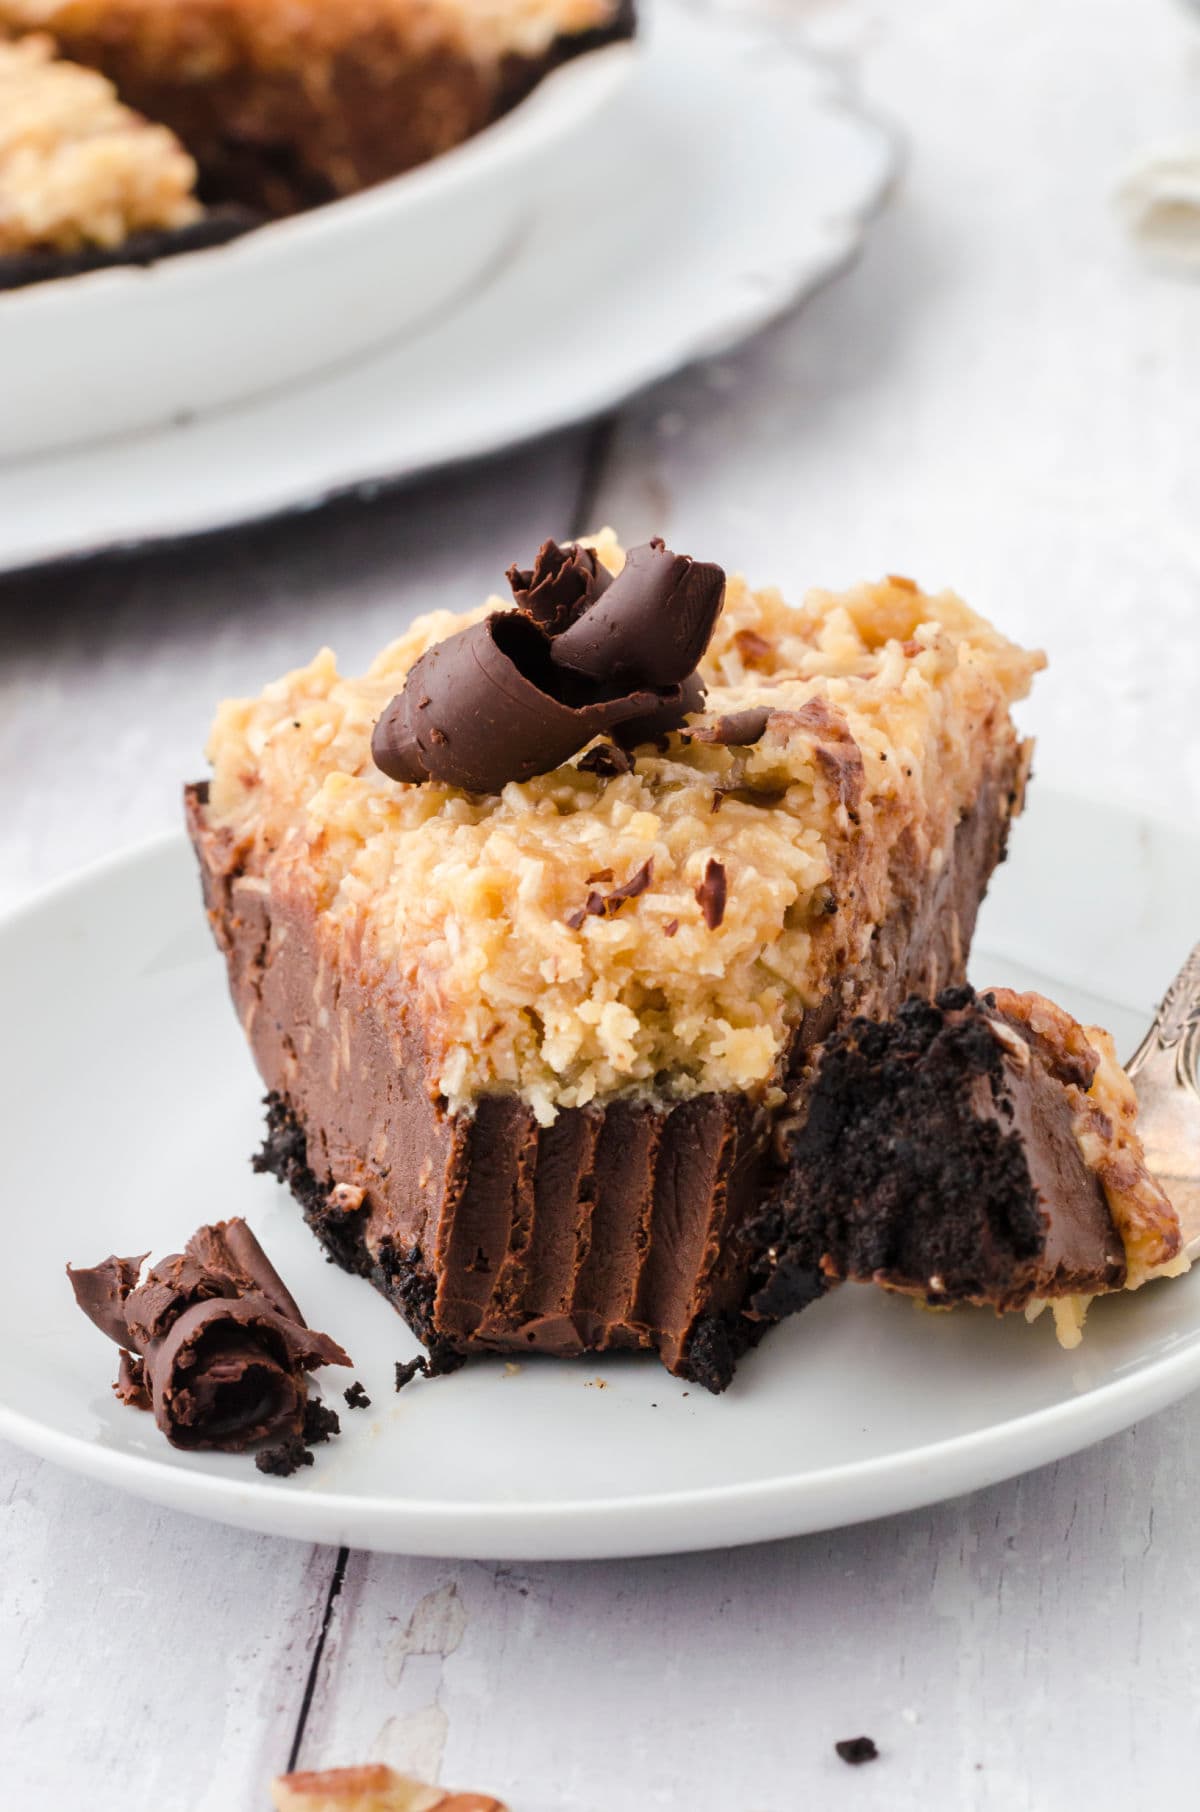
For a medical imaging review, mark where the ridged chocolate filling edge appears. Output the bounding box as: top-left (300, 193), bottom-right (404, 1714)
top-left (186, 740), bottom-right (1023, 1392)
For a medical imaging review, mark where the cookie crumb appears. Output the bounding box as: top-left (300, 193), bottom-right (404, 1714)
top-left (835, 1737), bottom-right (879, 1766)
top-left (303, 1400), bottom-right (341, 1444)
top-left (395, 1356), bottom-right (430, 1392)
top-left (256, 1435), bottom-right (313, 1478)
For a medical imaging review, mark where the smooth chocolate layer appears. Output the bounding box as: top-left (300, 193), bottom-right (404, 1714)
top-left (186, 739), bottom-right (1021, 1390)
top-left (747, 986), bottom-right (1127, 1322)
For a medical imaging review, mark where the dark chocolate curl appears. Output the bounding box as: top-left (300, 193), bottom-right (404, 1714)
top-left (69, 1218), bottom-right (351, 1453)
top-left (551, 538), bottom-right (726, 687)
top-left (372, 613), bottom-right (666, 794)
top-left (124, 1252), bottom-right (236, 1350)
top-left (186, 1217), bottom-right (304, 1324)
top-left (372, 537), bottom-right (727, 793)
top-left (67, 1253), bottom-right (148, 1345)
top-left (144, 1297), bottom-right (343, 1451)
top-left (506, 539), bottom-right (613, 636)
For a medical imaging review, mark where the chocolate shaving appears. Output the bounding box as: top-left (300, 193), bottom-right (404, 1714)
top-left (343, 1381), bottom-right (371, 1409)
top-left (585, 868), bottom-right (614, 884)
top-left (689, 707), bottom-right (773, 747)
top-left (603, 859), bottom-right (654, 911)
top-left (577, 742), bottom-right (633, 779)
top-left (695, 859), bottom-right (728, 930)
top-left (68, 1218), bottom-right (350, 1453)
top-left (663, 919), bottom-right (680, 938)
top-left (771, 697), bottom-right (865, 818)
top-left (567, 860), bottom-right (654, 928)
top-left (372, 539), bottom-right (725, 794)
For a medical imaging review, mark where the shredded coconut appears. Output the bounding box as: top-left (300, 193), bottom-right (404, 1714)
top-left (0, 33), bottom-right (200, 253)
top-left (206, 533), bottom-right (1043, 1120)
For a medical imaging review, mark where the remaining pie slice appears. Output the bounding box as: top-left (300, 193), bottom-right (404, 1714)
top-left (0, 32), bottom-right (251, 289)
top-left (0, 0), bottom-right (636, 216)
top-left (187, 531), bottom-right (1043, 1389)
top-left (747, 985), bottom-right (1186, 1346)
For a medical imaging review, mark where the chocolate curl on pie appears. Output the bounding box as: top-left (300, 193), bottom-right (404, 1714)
top-left (372, 538), bottom-right (726, 793)
top-left (506, 538), bottom-right (612, 635)
top-left (550, 538), bottom-right (725, 686)
top-left (67, 1218), bottom-right (350, 1452)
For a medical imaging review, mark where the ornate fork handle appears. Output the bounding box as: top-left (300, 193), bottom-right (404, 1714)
top-left (1127, 941), bottom-right (1200, 1257)
top-left (1127, 940), bottom-right (1200, 1096)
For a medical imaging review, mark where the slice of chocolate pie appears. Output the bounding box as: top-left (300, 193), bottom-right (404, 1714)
top-left (187, 532), bottom-right (1044, 1389)
top-left (0, 1), bottom-right (636, 217)
top-left (748, 985), bottom-right (1185, 1346)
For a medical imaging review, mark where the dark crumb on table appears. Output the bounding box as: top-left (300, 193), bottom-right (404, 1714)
top-left (255, 1435), bottom-right (314, 1477)
top-left (395, 1356), bottom-right (431, 1392)
top-left (835, 1737), bottom-right (879, 1766)
top-left (343, 1381), bottom-right (372, 1409)
top-left (303, 1399), bottom-right (341, 1444)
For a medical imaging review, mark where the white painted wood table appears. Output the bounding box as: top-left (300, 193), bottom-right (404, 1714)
top-left (3, 1), bottom-right (1200, 1805)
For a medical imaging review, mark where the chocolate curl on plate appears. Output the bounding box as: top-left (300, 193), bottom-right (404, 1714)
top-left (66, 1251), bottom-right (147, 1345)
top-left (372, 538), bottom-right (727, 793)
top-left (144, 1295), bottom-right (345, 1450)
top-left (67, 1218), bottom-right (350, 1452)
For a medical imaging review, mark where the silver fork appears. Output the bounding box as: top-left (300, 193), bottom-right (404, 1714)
top-left (1127, 943), bottom-right (1200, 1258)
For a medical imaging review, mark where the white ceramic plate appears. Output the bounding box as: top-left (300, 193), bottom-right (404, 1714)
top-left (3, 784), bottom-right (1199, 1560)
top-left (0, 37), bottom-right (637, 460)
top-left (0, 6), bottom-right (894, 572)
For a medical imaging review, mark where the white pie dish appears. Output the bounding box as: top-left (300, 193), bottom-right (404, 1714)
top-left (0, 5), bottom-right (896, 573)
top-left (0, 35), bottom-right (637, 462)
